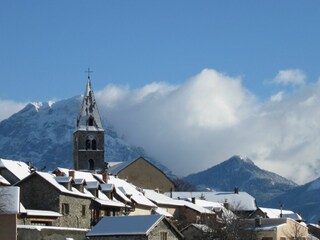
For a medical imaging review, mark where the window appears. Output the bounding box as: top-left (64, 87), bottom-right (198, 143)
top-left (82, 205), bottom-right (86, 216)
top-left (89, 159), bottom-right (94, 170)
top-left (160, 232), bottom-right (167, 240)
top-left (62, 203), bottom-right (70, 215)
top-left (92, 139), bottom-right (97, 150)
top-left (86, 139), bottom-right (91, 149)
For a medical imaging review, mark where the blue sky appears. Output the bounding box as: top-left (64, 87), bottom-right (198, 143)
top-left (1, 1), bottom-right (320, 102)
top-left (2, 1), bottom-right (320, 183)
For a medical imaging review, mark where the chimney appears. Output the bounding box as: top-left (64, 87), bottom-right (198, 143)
top-left (69, 170), bottom-right (75, 179)
top-left (191, 197), bottom-right (196, 204)
top-left (103, 172), bottom-right (108, 183)
top-left (224, 200), bottom-right (230, 210)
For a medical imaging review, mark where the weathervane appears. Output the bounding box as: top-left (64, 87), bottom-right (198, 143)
top-left (85, 67), bottom-right (93, 79)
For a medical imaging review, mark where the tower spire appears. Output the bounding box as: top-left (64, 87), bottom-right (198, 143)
top-left (74, 74), bottom-right (105, 172)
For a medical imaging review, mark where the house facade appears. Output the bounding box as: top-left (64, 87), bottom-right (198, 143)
top-left (108, 157), bottom-right (175, 193)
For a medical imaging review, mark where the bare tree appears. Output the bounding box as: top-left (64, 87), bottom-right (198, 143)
top-left (282, 219), bottom-right (308, 240)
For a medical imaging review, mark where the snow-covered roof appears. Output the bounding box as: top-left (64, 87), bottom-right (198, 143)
top-left (186, 198), bottom-right (224, 211)
top-left (55, 176), bottom-right (72, 183)
top-left (0, 158), bottom-right (31, 181)
top-left (17, 225), bottom-right (89, 232)
top-left (0, 174), bottom-right (10, 185)
top-left (179, 200), bottom-right (213, 214)
top-left (54, 167), bottom-right (99, 183)
top-left (182, 223), bottom-right (212, 233)
top-left (26, 209), bottom-right (62, 217)
top-left (76, 80), bottom-right (103, 131)
top-left (143, 189), bottom-right (183, 206)
top-left (153, 207), bottom-right (173, 217)
top-left (258, 207), bottom-right (303, 221)
top-left (107, 159), bottom-right (136, 175)
top-left (100, 183), bottom-right (114, 192)
top-left (166, 191), bottom-right (257, 211)
top-left (85, 181), bottom-right (99, 189)
top-left (86, 214), bottom-right (165, 237)
top-left (74, 178), bottom-right (86, 185)
top-left (0, 186), bottom-right (20, 214)
top-left (93, 191), bottom-right (126, 208)
top-left (108, 176), bottom-right (156, 207)
top-left (31, 172), bottom-right (93, 199)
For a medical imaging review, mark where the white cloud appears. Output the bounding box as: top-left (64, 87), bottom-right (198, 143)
top-left (95, 69), bottom-right (320, 184)
top-left (0, 100), bottom-right (26, 121)
top-left (270, 91), bottom-right (284, 102)
top-left (272, 69), bottom-right (306, 86)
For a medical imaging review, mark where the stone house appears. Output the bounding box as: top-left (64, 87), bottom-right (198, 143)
top-left (107, 157), bottom-right (175, 193)
top-left (86, 214), bottom-right (184, 240)
top-left (16, 171), bottom-right (93, 228)
top-left (181, 224), bottom-right (213, 240)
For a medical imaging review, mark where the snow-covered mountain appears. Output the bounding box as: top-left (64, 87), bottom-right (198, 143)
top-left (265, 177), bottom-right (320, 223)
top-left (183, 155), bottom-right (298, 204)
top-left (0, 96), bottom-right (150, 170)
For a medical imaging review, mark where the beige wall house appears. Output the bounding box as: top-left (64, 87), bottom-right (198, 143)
top-left (244, 218), bottom-right (308, 240)
top-left (108, 157), bottom-right (174, 193)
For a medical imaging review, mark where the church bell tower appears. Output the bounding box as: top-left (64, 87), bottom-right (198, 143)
top-left (73, 75), bottom-right (105, 172)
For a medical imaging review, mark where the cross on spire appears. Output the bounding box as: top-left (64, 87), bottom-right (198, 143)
top-left (85, 67), bottom-right (93, 79)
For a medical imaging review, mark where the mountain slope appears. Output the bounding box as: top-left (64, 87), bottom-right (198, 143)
top-left (265, 177), bottom-right (320, 223)
top-left (0, 96), bottom-right (150, 170)
top-left (184, 155), bottom-right (298, 204)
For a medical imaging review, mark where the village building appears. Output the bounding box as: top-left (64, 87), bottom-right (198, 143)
top-left (181, 224), bottom-right (213, 240)
top-left (107, 175), bottom-right (157, 216)
top-left (143, 188), bottom-right (183, 217)
top-left (0, 186), bottom-right (20, 240)
top-left (15, 171), bottom-right (93, 228)
top-left (86, 214), bottom-right (184, 240)
top-left (243, 217), bottom-right (308, 240)
top-left (249, 207), bottom-right (303, 222)
top-left (166, 190), bottom-right (257, 217)
top-left (107, 157), bottom-right (175, 193)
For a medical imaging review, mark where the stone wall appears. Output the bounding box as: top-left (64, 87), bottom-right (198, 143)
top-left (148, 219), bottom-right (183, 240)
top-left (18, 174), bottom-right (60, 212)
top-left (57, 194), bottom-right (91, 228)
top-left (17, 225), bottom-right (88, 240)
